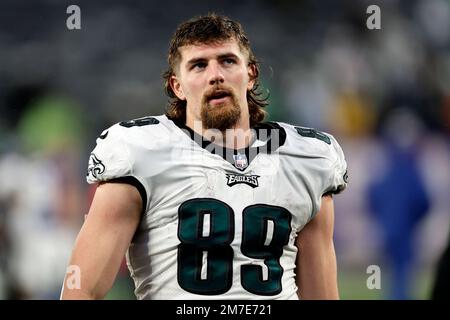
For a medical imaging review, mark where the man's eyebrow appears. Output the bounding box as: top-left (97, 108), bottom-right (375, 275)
top-left (186, 53), bottom-right (241, 66)
top-left (217, 53), bottom-right (240, 60)
top-left (186, 57), bottom-right (207, 67)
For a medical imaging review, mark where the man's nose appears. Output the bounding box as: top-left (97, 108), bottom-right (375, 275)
top-left (208, 61), bottom-right (224, 85)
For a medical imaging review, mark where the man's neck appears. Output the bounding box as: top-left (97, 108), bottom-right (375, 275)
top-left (186, 115), bottom-right (254, 150)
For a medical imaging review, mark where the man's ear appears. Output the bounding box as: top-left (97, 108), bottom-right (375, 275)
top-left (170, 75), bottom-right (186, 100)
top-left (247, 63), bottom-right (257, 91)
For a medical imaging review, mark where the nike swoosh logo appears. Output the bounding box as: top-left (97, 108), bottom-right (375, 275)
top-left (99, 131), bottom-right (109, 139)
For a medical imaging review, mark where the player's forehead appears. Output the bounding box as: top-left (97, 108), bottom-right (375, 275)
top-left (178, 38), bottom-right (247, 64)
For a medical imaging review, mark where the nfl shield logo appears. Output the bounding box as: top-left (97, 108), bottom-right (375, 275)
top-left (233, 153), bottom-right (248, 170)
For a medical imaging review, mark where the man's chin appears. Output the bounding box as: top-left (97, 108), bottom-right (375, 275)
top-left (206, 101), bottom-right (230, 109)
top-left (204, 102), bottom-right (234, 117)
top-left (202, 103), bottom-right (241, 131)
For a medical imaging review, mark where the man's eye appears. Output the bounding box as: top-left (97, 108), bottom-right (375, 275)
top-left (192, 62), bottom-right (206, 70)
top-left (223, 58), bottom-right (235, 65)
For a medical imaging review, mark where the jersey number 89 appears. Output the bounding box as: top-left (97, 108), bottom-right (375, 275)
top-left (177, 198), bottom-right (292, 296)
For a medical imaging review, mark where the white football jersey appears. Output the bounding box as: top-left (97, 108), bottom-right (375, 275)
top-left (86, 114), bottom-right (347, 300)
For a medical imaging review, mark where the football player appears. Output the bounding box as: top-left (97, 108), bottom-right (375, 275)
top-left (61, 13), bottom-right (347, 300)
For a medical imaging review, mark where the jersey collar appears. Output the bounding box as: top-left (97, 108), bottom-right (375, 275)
top-left (167, 115), bottom-right (286, 171)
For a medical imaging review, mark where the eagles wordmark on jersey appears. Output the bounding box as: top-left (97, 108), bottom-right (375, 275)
top-left (86, 114), bottom-right (348, 300)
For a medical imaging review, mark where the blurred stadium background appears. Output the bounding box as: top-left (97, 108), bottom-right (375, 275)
top-left (0, 0), bottom-right (449, 300)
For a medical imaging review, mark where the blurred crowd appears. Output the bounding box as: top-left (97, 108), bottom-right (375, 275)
top-left (0, 0), bottom-right (449, 299)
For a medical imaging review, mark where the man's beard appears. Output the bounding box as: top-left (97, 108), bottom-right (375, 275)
top-left (201, 86), bottom-right (241, 132)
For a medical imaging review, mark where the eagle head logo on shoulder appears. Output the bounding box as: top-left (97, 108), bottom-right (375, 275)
top-left (87, 153), bottom-right (105, 179)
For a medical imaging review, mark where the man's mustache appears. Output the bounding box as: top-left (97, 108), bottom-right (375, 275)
top-left (203, 86), bottom-right (235, 103)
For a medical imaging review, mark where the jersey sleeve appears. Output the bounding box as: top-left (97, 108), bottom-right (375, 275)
top-left (323, 134), bottom-right (348, 195)
top-left (281, 123), bottom-right (348, 222)
top-left (86, 122), bottom-right (151, 213)
top-left (86, 124), bottom-right (133, 184)
top-left (309, 132), bottom-right (348, 221)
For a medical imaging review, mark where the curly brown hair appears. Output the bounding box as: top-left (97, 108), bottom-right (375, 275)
top-left (163, 13), bottom-right (268, 126)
